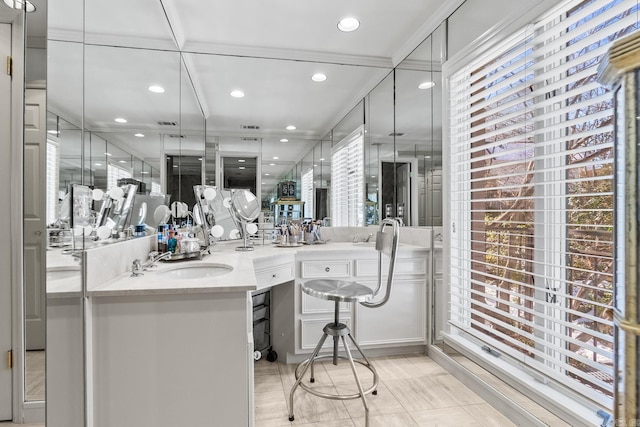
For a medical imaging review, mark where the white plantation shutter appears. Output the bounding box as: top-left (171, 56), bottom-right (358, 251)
top-left (301, 168), bottom-right (314, 218)
top-left (331, 126), bottom-right (364, 227)
top-left (448, 0), bottom-right (636, 407)
top-left (107, 162), bottom-right (132, 191)
top-left (46, 138), bottom-right (60, 225)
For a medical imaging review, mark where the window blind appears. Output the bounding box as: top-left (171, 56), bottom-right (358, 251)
top-left (301, 168), bottom-right (314, 219)
top-left (331, 127), bottom-right (364, 227)
top-left (107, 162), bottom-right (132, 191)
top-left (46, 138), bottom-right (60, 225)
top-left (448, 0), bottom-right (637, 406)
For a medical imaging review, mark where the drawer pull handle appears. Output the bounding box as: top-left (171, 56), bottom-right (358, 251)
top-left (325, 267), bottom-right (330, 272)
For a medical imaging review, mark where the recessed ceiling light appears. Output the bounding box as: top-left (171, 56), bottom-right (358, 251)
top-left (418, 81), bottom-right (435, 90)
top-left (238, 159), bottom-right (245, 163)
top-left (141, 171), bottom-right (149, 174)
top-left (286, 125), bottom-right (296, 130)
top-left (261, 182), bottom-right (265, 185)
top-left (425, 155), bottom-right (431, 159)
top-left (313, 164), bottom-right (318, 167)
top-left (320, 158), bottom-right (325, 161)
top-left (104, 152), bottom-right (112, 156)
top-left (148, 85), bottom-right (165, 93)
top-left (280, 138), bottom-right (288, 143)
top-left (265, 173), bottom-right (270, 176)
top-left (311, 73), bottom-right (327, 82)
top-left (269, 163), bottom-right (276, 166)
top-left (3, 0), bottom-right (35, 12)
top-left (119, 160), bottom-right (127, 164)
top-left (198, 158), bottom-right (203, 161)
top-left (371, 175), bottom-right (376, 178)
top-left (338, 17), bottom-right (360, 32)
top-left (94, 163), bottom-right (102, 167)
top-left (173, 165), bottom-right (178, 168)
top-left (230, 90), bottom-right (245, 98)
top-left (238, 166), bottom-right (245, 170)
top-left (273, 156), bottom-right (279, 160)
top-left (114, 117), bottom-right (127, 123)
top-left (134, 133), bottom-right (145, 137)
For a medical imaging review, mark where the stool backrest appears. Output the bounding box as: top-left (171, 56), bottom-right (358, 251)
top-left (361, 218), bottom-right (400, 308)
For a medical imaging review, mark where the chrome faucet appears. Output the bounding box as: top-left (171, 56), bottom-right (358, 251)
top-left (131, 251), bottom-right (172, 277)
top-left (364, 233), bottom-right (373, 243)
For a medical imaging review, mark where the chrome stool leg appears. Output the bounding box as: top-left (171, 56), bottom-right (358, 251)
top-left (288, 301), bottom-right (378, 424)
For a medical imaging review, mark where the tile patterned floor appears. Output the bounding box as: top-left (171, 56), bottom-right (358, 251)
top-left (25, 351), bottom-right (45, 402)
top-left (254, 353), bottom-right (517, 427)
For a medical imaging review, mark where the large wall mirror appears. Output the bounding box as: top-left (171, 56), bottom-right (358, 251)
top-left (43, 0), bottom-right (445, 422)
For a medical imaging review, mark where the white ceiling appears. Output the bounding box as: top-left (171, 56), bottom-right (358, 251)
top-left (40, 0), bottom-right (460, 196)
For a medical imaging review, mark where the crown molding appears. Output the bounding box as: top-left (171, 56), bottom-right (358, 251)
top-left (181, 40), bottom-right (393, 69)
top-left (391, 0), bottom-right (465, 67)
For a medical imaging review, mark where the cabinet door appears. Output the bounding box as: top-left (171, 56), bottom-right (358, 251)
top-left (355, 279), bottom-right (426, 345)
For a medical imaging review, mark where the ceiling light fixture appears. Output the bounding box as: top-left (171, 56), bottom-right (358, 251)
top-left (94, 163), bottom-right (102, 167)
top-left (119, 160), bottom-right (127, 164)
top-left (338, 17), bottom-right (360, 32)
top-left (3, 0), bottom-right (35, 12)
top-left (114, 118), bottom-right (127, 123)
top-left (104, 152), bottom-right (112, 156)
top-left (141, 171), bottom-right (149, 174)
top-left (134, 133), bottom-right (145, 137)
top-left (265, 173), bottom-right (270, 176)
top-left (418, 81), bottom-right (435, 90)
top-left (273, 156), bottom-right (279, 160)
top-left (230, 90), bottom-right (245, 98)
top-left (148, 85), bottom-right (165, 93)
top-left (280, 138), bottom-right (288, 143)
top-left (320, 158), bottom-right (325, 161)
top-left (286, 125), bottom-right (296, 130)
top-left (238, 166), bottom-right (245, 170)
top-left (198, 158), bottom-right (203, 161)
top-left (311, 73), bottom-right (327, 82)
top-left (269, 163), bottom-right (276, 166)
top-left (238, 159), bottom-right (245, 163)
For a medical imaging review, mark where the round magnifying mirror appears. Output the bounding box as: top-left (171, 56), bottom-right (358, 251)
top-left (153, 205), bottom-right (170, 225)
top-left (231, 190), bottom-right (260, 222)
top-left (135, 202), bottom-right (147, 226)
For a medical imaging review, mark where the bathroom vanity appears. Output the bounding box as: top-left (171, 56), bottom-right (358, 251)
top-left (47, 235), bottom-right (432, 427)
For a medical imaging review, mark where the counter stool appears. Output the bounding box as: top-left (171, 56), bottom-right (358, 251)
top-left (287, 219), bottom-right (400, 427)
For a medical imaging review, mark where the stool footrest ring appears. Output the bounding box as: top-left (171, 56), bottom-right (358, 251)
top-left (294, 354), bottom-right (379, 401)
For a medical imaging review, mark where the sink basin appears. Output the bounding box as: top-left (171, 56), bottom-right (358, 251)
top-left (46, 266), bottom-right (81, 281)
top-left (352, 242), bottom-right (375, 247)
top-left (160, 263), bottom-right (233, 280)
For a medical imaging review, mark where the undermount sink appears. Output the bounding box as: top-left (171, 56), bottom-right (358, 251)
top-left (46, 266), bottom-right (81, 281)
top-left (160, 263), bottom-right (233, 280)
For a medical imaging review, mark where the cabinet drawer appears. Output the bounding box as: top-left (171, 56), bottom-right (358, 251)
top-left (301, 260), bottom-right (351, 278)
top-left (255, 262), bottom-right (294, 288)
top-left (355, 258), bottom-right (426, 277)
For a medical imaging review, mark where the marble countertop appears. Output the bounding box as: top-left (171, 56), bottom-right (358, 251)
top-left (55, 240), bottom-right (428, 297)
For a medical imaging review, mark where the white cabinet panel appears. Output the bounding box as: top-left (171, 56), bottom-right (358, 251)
top-left (300, 287), bottom-right (350, 314)
top-left (355, 257), bottom-right (426, 277)
top-left (356, 279), bottom-right (426, 345)
top-left (301, 317), bottom-right (352, 350)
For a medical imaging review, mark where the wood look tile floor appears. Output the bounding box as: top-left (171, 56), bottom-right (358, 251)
top-left (25, 350), bottom-right (45, 402)
top-left (254, 354), bottom-right (517, 427)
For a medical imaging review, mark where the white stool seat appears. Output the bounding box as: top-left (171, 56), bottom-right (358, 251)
top-left (302, 279), bottom-right (373, 303)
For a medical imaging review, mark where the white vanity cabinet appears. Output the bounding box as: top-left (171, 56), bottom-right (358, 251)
top-left (272, 247), bottom-right (427, 362)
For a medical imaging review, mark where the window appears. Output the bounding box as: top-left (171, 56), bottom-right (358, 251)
top-left (331, 127), bottom-right (364, 226)
top-left (301, 168), bottom-right (314, 219)
top-left (448, 0), bottom-right (636, 407)
top-left (46, 138), bottom-right (60, 225)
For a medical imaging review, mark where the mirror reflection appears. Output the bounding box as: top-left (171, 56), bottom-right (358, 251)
top-left (42, 0), bottom-right (446, 420)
